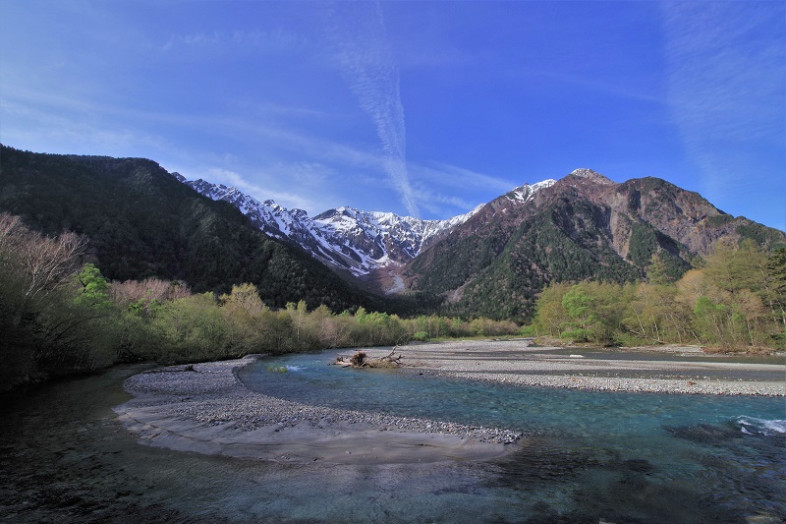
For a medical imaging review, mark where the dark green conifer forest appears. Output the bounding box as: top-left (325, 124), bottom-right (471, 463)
top-left (0, 145), bottom-right (380, 311)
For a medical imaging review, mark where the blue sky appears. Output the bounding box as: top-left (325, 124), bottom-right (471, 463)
top-left (1, 1), bottom-right (784, 231)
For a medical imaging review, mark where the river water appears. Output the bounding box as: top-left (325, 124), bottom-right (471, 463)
top-left (1, 352), bottom-right (784, 523)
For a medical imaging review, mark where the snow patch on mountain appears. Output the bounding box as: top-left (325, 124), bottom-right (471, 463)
top-left (569, 168), bottom-right (615, 185)
top-left (184, 179), bottom-right (483, 277)
top-left (507, 179), bottom-right (557, 203)
top-left (184, 174), bottom-right (556, 278)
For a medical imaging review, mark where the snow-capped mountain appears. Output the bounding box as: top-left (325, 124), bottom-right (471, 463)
top-left (182, 177), bottom-right (556, 279)
top-left (183, 179), bottom-right (484, 277)
top-left (8, 145), bottom-right (785, 321)
top-left (505, 178), bottom-right (557, 203)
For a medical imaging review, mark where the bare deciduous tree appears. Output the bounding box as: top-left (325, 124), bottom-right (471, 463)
top-left (110, 278), bottom-right (191, 311)
top-left (0, 213), bottom-right (86, 324)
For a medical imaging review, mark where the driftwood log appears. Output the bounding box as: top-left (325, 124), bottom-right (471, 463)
top-left (379, 348), bottom-right (403, 365)
top-left (334, 347), bottom-right (403, 368)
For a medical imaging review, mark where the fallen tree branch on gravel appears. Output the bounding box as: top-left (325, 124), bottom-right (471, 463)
top-left (334, 347), bottom-right (403, 369)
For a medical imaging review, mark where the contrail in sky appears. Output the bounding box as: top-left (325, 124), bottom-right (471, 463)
top-left (327, 2), bottom-right (418, 217)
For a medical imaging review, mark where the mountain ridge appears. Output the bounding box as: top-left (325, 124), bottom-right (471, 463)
top-left (183, 176), bottom-right (557, 282)
top-left (3, 144), bottom-right (783, 321)
top-left (0, 145), bottom-right (381, 312)
top-left (185, 178), bottom-right (490, 278)
top-left (182, 167), bottom-right (785, 314)
top-left (403, 168), bottom-right (786, 319)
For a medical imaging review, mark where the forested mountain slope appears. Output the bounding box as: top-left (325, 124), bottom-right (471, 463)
top-left (3, 146), bottom-right (782, 322)
top-left (405, 169), bottom-right (786, 320)
top-left (0, 145), bottom-right (377, 312)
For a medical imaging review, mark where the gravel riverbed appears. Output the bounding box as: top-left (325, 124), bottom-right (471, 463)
top-left (380, 339), bottom-right (785, 396)
top-left (115, 356), bottom-right (521, 464)
top-left (114, 340), bottom-right (783, 464)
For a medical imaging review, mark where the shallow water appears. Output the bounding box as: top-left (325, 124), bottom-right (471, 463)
top-left (239, 353), bottom-right (785, 435)
top-left (242, 352), bottom-right (786, 521)
top-left (1, 352), bottom-right (784, 523)
top-left (546, 346), bottom-right (786, 365)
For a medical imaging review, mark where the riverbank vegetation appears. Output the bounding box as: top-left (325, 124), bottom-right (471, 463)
top-left (532, 241), bottom-right (786, 351)
top-left (2, 211), bottom-right (784, 391)
top-left (0, 213), bottom-right (518, 391)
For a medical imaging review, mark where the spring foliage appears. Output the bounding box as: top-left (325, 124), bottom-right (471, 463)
top-left (533, 241), bottom-right (786, 350)
top-left (4, 207), bottom-right (782, 391)
top-left (0, 213), bottom-right (519, 390)
top-left (0, 145), bottom-right (377, 313)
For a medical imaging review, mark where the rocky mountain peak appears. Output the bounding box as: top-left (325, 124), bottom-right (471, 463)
top-left (314, 206), bottom-right (357, 221)
top-left (182, 179), bottom-right (480, 279)
top-left (181, 173), bottom-right (564, 285)
top-left (179, 169), bottom-right (785, 303)
top-left (506, 179), bottom-right (557, 203)
top-left (568, 168), bottom-right (615, 185)
top-left (291, 208), bottom-right (309, 220)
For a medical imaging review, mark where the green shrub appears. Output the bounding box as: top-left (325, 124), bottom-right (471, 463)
top-left (412, 331), bottom-right (429, 341)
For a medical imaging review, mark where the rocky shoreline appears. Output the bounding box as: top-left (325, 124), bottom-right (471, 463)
top-left (114, 356), bottom-right (521, 465)
top-left (374, 339), bottom-right (785, 397)
top-left (114, 340), bottom-right (783, 465)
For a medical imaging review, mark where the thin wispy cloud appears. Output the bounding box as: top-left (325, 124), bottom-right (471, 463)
top-left (1, 79), bottom-right (531, 219)
top-left (3, 2), bottom-right (782, 229)
top-left (162, 32), bottom-right (221, 50)
top-left (414, 162), bottom-right (517, 193)
top-left (326, 2), bottom-right (418, 217)
top-left (661, 2), bottom-right (785, 203)
top-left (1, 84), bottom-right (205, 130)
top-left (214, 114), bottom-right (384, 173)
top-left (0, 93), bottom-right (179, 158)
top-left (245, 102), bottom-right (338, 121)
top-left (205, 168), bottom-right (318, 212)
top-left (410, 181), bottom-right (479, 218)
top-left (3, 74), bottom-right (544, 221)
top-left (534, 69), bottom-right (663, 105)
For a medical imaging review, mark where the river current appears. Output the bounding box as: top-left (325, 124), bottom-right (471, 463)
top-left (1, 350), bottom-right (784, 523)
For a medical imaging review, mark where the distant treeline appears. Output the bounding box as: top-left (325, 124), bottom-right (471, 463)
top-left (532, 240), bottom-right (786, 351)
top-left (0, 213), bottom-right (519, 391)
top-left (3, 209), bottom-right (784, 392)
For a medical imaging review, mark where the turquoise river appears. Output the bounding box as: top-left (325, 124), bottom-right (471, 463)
top-left (1, 349), bottom-right (784, 523)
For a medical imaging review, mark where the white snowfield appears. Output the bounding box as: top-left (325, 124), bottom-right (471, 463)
top-left (185, 177), bottom-right (555, 278)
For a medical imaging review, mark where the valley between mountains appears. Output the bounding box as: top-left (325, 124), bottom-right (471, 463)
top-left (183, 165), bottom-right (786, 319)
top-left (1, 145), bottom-right (784, 322)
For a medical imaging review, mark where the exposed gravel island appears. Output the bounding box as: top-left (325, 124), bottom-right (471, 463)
top-left (114, 356), bottom-right (521, 465)
top-left (370, 339), bottom-right (785, 396)
top-left (115, 340), bottom-right (783, 466)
